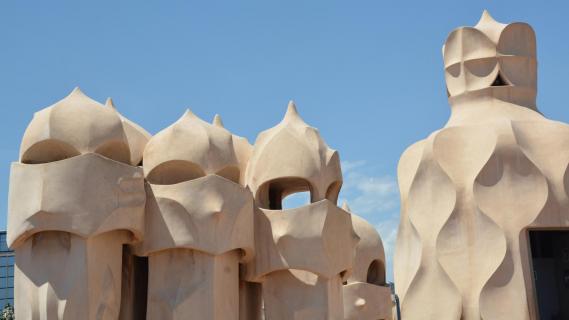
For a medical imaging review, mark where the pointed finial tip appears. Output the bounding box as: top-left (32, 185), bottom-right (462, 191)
top-left (477, 9), bottom-right (499, 26)
top-left (183, 109), bottom-right (195, 117)
top-left (105, 97), bottom-right (116, 109)
top-left (213, 114), bottom-right (224, 128)
top-left (283, 100), bottom-right (300, 121)
top-left (70, 86), bottom-right (84, 96)
top-left (177, 109), bottom-right (201, 124)
top-left (287, 100), bottom-right (297, 111)
top-left (341, 201), bottom-right (351, 212)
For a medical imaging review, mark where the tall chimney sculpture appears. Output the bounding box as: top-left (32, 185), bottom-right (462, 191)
top-left (243, 102), bottom-right (359, 320)
top-left (394, 11), bottom-right (567, 320)
top-left (139, 110), bottom-right (254, 319)
top-left (8, 88), bottom-right (148, 318)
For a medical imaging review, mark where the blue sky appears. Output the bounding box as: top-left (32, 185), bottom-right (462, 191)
top-left (1, 1), bottom-right (569, 280)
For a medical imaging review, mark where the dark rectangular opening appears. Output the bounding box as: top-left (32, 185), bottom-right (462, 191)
top-left (529, 230), bottom-right (569, 320)
top-left (119, 245), bottom-right (148, 320)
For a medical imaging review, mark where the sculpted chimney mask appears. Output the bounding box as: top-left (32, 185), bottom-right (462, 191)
top-left (443, 10), bottom-right (537, 109)
top-left (8, 88), bottom-right (147, 319)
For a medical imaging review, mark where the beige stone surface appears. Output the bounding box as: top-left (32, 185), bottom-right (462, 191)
top-left (342, 203), bottom-right (392, 320)
top-left (263, 269), bottom-right (344, 320)
top-left (342, 283), bottom-right (392, 320)
top-left (15, 231), bottom-right (131, 319)
top-left (8, 88), bottom-right (147, 319)
top-left (141, 175), bottom-right (254, 257)
top-left (8, 154), bottom-right (145, 248)
top-left (143, 110), bottom-right (241, 185)
top-left (238, 281), bottom-right (262, 320)
top-left (146, 250), bottom-right (239, 319)
top-left (246, 202), bottom-right (356, 281)
top-left (244, 103), bottom-right (359, 320)
top-left (105, 98), bottom-right (151, 166)
top-left (20, 88), bottom-right (134, 165)
top-left (212, 114), bottom-right (253, 185)
top-left (140, 110), bottom-right (254, 319)
top-left (245, 102), bottom-right (343, 207)
top-left (394, 11), bottom-right (555, 320)
top-left (344, 205), bottom-right (386, 284)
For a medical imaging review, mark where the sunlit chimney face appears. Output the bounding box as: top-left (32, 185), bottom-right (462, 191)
top-left (245, 102), bottom-right (343, 210)
top-left (443, 11), bottom-right (537, 103)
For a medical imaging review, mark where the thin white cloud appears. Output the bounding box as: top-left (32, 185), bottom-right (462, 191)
top-left (341, 159), bottom-right (366, 173)
top-left (340, 161), bottom-right (398, 214)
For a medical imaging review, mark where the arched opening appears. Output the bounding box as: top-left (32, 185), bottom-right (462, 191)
top-left (366, 259), bottom-right (386, 286)
top-left (282, 191), bottom-right (311, 209)
top-left (257, 178), bottom-right (313, 210)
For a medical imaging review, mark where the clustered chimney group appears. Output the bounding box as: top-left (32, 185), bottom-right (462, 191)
top-left (7, 89), bottom-right (392, 319)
